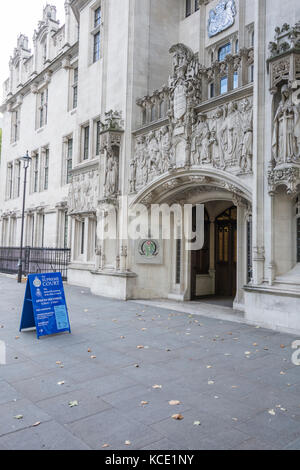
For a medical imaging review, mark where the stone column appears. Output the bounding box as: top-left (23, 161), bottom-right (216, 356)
top-left (252, 0), bottom-right (266, 285)
top-left (234, 204), bottom-right (246, 307)
top-left (209, 217), bottom-right (216, 294)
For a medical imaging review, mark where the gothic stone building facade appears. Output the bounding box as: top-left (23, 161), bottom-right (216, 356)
top-left (1, 0), bottom-right (300, 333)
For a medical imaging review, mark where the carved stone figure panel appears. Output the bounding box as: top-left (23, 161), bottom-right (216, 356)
top-left (68, 169), bottom-right (99, 214)
top-left (130, 96), bottom-right (254, 193)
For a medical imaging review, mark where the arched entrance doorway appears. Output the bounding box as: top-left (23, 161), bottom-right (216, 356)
top-left (191, 204), bottom-right (237, 303)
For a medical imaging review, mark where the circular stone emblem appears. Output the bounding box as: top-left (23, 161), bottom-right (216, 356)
top-left (139, 240), bottom-right (158, 259)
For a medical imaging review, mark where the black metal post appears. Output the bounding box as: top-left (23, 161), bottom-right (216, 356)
top-left (17, 152), bottom-right (31, 283)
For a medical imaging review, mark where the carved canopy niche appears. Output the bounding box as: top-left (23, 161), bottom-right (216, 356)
top-left (267, 22), bottom-right (300, 197)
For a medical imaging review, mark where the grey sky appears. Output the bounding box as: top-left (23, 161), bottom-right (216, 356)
top-left (0, 0), bottom-right (65, 104)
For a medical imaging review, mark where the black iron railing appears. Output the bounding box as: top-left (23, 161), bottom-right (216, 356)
top-left (0, 247), bottom-right (71, 280)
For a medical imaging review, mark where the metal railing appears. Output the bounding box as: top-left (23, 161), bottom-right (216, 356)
top-left (0, 247), bottom-right (71, 280)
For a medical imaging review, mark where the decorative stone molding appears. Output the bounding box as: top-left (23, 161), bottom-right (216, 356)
top-left (268, 165), bottom-right (300, 196)
top-left (268, 22), bottom-right (300, 92)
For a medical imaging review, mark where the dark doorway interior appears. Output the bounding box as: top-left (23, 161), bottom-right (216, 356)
top-left (191, 205), bottom-right (237, 302)
top-left (215, 206), bottom-right (237, 297)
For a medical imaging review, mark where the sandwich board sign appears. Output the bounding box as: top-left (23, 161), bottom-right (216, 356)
top-left (20, 272), bottom-right (71, 339)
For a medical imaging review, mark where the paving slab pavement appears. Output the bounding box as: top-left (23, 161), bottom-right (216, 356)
top-left (0, 274), bottom-right (300, 450)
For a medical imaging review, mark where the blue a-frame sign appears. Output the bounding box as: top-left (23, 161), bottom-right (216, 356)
top-left (20, 273), bottom-right (71, 339)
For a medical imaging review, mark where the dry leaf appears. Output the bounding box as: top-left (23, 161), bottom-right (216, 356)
top-left (87, 348), bottom-right (92, 353)
top-left (57, 381), bottom-right (65, 386)
top-left (102, 444), bottom-right (110, 448)
top-left (56, 361), bottom-right (62, 365)
top-left (90, 355), bottom-right (97, 359)
top-left (152, 385), bottom-right (162, 389)
top-left (32, 422), bottom-right (41, 427)
top-left (141, 401), bottom-right (149, 406)
top-left (14, 415), bottom-right (23, 420)
top-left (169, 400), bottom-right (181, 406)
top-left (69, 401), bottom-right (78, 408)
top-left (208, 381), bottom-right (214, 385)
top-left (280, 344), bottom-right (285, 349)
top-left (172, 414), bottom-right (184, 420)
top-left (268, 409), bottom-right (276, 416)
top-left (193, 421), bottom-right (201, 426)
top-left (125, 440), bottom-right (131, 446)
top-left (136, 345), bottom-right (144, 349)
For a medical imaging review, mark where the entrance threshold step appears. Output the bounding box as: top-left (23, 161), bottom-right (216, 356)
top-left (132, 299), bottom-right (245, 325)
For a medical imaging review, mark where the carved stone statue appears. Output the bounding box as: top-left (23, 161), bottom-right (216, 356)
top-left (272, 84), bottom-right (300, 164)
top-left (239, 98), bottom-right (253, 172)
top-left (104, 145), bottom-right (118, 197)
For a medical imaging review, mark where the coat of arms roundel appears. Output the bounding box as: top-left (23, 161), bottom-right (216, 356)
top-left (207, 0), bottom-right (237, 38)
top-left (138, 240), bottom-right (159, 259)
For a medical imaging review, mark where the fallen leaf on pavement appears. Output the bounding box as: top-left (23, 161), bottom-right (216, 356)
top-left (32, 422), bottom-right (41, 427)
top-left (193, 421), bottom-right (201, 426)
top-left (172, 414), bottom-right (184, 420)
top-left (14, 415), bottom-right (23, 420)
top-left (69, 401), bottom-right (79, 408)
top-left (152, 385), bottom-right (162, 389)
top-left (169, 400), bottom-right (181, 406)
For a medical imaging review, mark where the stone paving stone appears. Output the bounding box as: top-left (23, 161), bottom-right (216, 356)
top-left (283, 437), bottom-right (300, 450)
top-left (0, 420), bottom-right (91, 450)
top-left (66, 408), bottom-right (165, 450)
top-left (36, 388), bottom-right (113, 425)
top-left (1, 274), bottom-right (300, 450)
top-left (11, 371), bottom-right (82, 402)
top-left (0, 381), bottom-right (21, 405)
top-left (142, 438), bottom-right (188, 450)
top-left (0, 361), bottom-right (46, 384)
top-left (150, 408), bottom-right (236, 450)
top-left (0, 398), bottom-right (51, 437)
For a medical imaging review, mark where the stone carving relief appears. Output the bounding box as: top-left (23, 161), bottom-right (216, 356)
top-left (131, 96), bottom-right (253, 193)
top-left (68, 170), bottom-right (99, 214)
top-left (207, 0), bottom-right (237, 38)
top-left (168, 44), bottom-right (201, 128)
top-left (130, 126), bottom-right (174, 193)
